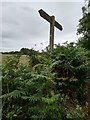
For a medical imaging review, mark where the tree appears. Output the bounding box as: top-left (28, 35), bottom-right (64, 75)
top-left (77, 0), bottom-right (90, 50)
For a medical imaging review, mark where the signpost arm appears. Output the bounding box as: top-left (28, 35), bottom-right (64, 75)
top-left (38, 9), bottom-right (63, 50)
top-left (50, 16), bottom-right (55, 50)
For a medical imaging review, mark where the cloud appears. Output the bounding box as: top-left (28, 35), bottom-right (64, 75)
top-left (2, 0), bottom-right (84, 2)
top-left (1, 2), bottom-right (84, 52)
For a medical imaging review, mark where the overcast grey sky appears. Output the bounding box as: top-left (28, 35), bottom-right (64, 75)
top-left (1, 2), bottom-right (84, 52)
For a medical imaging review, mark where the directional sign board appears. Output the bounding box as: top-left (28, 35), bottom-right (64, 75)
top-left (38, 9), bottom-right (63, 50)
top-left (38, 9), bottom-right (63, 31)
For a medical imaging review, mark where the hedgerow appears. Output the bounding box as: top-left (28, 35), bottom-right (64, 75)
top-left (1, 44), bottom-right (90, 120)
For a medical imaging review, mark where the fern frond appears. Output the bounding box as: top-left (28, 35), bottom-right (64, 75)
top-left (2, 90), bottom-right (24, 100)
top-left (42, 94), bottom-right (60, 105)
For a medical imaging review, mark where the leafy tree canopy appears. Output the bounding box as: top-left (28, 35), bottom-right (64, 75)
top-left (77, 0), bottom-right (90, 50)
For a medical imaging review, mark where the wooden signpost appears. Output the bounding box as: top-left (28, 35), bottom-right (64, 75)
top-left (38, 9), bottom-right (63, 50)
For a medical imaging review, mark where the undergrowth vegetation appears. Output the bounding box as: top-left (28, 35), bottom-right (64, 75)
top-left (1, 44), bottom-right (90, 120)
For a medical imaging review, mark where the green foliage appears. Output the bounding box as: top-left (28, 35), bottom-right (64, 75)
top-left (2, 44), bottom-right (89, 119)
top-left (20, 48), bottom-right (38, 56)
top-left (51, 45), bottom-right (89, 103)
top-left (77, 4), bottom-right (90, 50)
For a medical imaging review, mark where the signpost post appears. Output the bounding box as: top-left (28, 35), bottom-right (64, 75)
top-left (38, 9), bottom-right (63, 50)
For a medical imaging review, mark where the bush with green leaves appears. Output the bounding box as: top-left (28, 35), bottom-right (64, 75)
top-left (1, 45), bottom-right (89, 120)
top-left (51, 45), bottom-right (89, 102)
